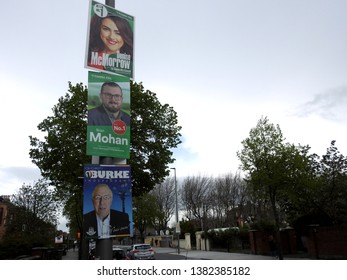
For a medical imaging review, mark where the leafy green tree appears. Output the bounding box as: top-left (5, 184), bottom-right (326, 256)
top-left (29, 82), bottom-right (88, 234)
top-left (316, 141), bottom-right (347, 224)
top-left (237, 116), bottom-right (312, 259)
top-left (284, 141), bottom-right (347, 227)
top-left (130, 82), bottom-right (182, 196)
top-left (237, 117), bottom-right (286, 226)
top-left (29, 81), bottom-right (181, 233)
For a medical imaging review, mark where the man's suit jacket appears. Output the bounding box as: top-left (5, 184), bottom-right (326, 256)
top-left (84, 209), bottom-right (130, 238)
top-left (88, 105), bottom-right (130, 126)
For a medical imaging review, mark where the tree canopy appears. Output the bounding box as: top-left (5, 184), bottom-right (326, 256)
top-left (237, 116), bottom-right (314, 259)
top-left (11, 179), bottom-right (61, 227)
top-left (29, 81), bottom-right (181, 232)
top-left (130, 82), bottom-right (182, 196)
top-left (1, 179), bottom-right (59, 257)
top-left (132, 193), bottom-right (164, 242)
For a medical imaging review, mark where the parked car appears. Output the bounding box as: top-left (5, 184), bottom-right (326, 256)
top-left (126, 244), bottom-right (155, 260)
top-left (112, 246), bottom-right (127, 260)
top-left (89, 246), bottom-right (127, 260)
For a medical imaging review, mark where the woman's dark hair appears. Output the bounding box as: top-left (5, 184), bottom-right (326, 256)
top-left (88, 14), bottom-right (133, 59)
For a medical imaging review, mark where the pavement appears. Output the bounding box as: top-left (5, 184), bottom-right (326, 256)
top-left (62, 247), bottom-right (309, 260)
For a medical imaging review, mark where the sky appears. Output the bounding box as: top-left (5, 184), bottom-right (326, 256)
top-left (1, 0), bottom-right (347, 230)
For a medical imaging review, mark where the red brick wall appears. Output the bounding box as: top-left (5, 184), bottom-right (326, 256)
top-left (306, 225), bottom-right (347, 259)
top-left (0, 204), bottom-right (9, 241)
top-left (249, 228), bottom-right (297, 255)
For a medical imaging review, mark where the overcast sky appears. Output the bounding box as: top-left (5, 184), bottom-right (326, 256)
top-left (1, 0), bottom-right (347, 229)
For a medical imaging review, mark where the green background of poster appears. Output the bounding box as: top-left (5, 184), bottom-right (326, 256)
top-left (85, 0), bottom-right (134, 78)
top-left (87, 71), bottom-right (130, 159)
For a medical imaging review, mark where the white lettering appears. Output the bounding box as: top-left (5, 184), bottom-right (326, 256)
top-left (87, 170), bottom-right (130, 179)
top-left (90, 52), bottom-right (131, 69)
top-left (90, 132), bottom-right (128, 146)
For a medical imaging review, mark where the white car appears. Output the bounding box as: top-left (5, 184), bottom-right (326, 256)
top-left (126, 244), bottom-right (155, 260)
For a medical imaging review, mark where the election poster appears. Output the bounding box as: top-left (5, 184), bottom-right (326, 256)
top-left (85, 0), bottom-right (134, 78)
top-left (87, 71), bottom-right (130, 159)
top-left (83, 164), bottom-right (133, 239)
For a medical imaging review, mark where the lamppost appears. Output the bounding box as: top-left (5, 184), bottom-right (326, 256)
top-left (170, 167), bottom-right (180, 255)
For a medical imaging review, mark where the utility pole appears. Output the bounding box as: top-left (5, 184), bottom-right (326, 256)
top-left (106, 0), bottom-right (115, 7)
top-left (90, 0), bottom-right (119, 260)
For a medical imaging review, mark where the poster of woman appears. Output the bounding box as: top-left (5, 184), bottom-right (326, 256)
top-left (85, 0), bottom-right (134, 78)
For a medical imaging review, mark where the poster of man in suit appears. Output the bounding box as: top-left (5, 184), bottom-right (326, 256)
top-left (83, 164), bottom-right (132, 239)
top-left (86, 71), bottom-right (130, 159)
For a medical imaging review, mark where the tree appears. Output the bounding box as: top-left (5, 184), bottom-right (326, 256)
top-left (316, 141), bottom-right (347, 224)
top-left (29, 81), bottom-right (182, 232)
top-left (211, 172), bottom-right (248, 228)
top-left (2, 179), bottom-right (60, 256)
top-left (29, 82), bottom-right (88, 234)
top-left (150, 176), bottom-right (176, 232)
top-left (130, 82), bottom-right (182, 196)
top-left (180, 175), bottom-right (212, 229)
top-left (132, 193), bottom-right (163, 242)
top-left (237, 116), bottom-right (312, 259)
top-left (282, 141), bottom-right (347, 240)
top-left (11, 179), bottom-right (62, 226)
top-left (237, 117), bottom-right (286, 226)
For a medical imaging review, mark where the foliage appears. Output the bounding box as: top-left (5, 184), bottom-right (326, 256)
top-left (11, 179), bottom-right (62, 225)
top-left (316, 141), bottom-right (347, 224)
top-left (133, 193), bottom-right (164, 239)
top-left (237, 116), bottom-right (315, 259)
top-left (29, 82), bottom-right (88, 199)
top-left (207, 227), bottom-right (241, 251)
top-left (130, 82), bottom-right (182, 196)
top-left (29, 82), bottom-right (88, 233)
top-left (1, 180), bottom-right (58, 258)
top-left (237, 117), bottom-right (316, 220)
top-left (283, 141), bottom-right (347, 226)
top-left (28, 81), bottom-right (181, 232)
top-left (249, 219), bottom-right (276, 232)
top-left (179, 219), bottom-right (197, 243)
top-left (237, 117), bottom-right (286, 228)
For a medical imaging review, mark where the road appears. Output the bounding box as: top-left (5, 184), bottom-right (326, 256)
top-left (63, 246), bottom-right (308, 260)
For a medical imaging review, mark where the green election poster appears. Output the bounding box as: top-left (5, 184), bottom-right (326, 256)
top-left (85, 0), bottom-right (134, 78)
top-left (87, 71), bottom-right (130, 159)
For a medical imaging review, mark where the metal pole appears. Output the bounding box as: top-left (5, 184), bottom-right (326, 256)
top-left (88, 0), bottom-right (117, 261)
top-left (105, 0), bottom-right (115, 7)
top-left (204, 204), bottom-right (207, 251)
top-left (171, 168), bottom-right (180, 254)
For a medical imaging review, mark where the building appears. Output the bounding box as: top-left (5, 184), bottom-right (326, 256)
top-left (0, 195), bottom-right (11, 241)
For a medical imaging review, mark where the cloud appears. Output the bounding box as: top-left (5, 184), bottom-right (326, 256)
top-left (0, 165), bottom-right (41, 195)
top-left (296, 87), bottom-right (347, 122)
